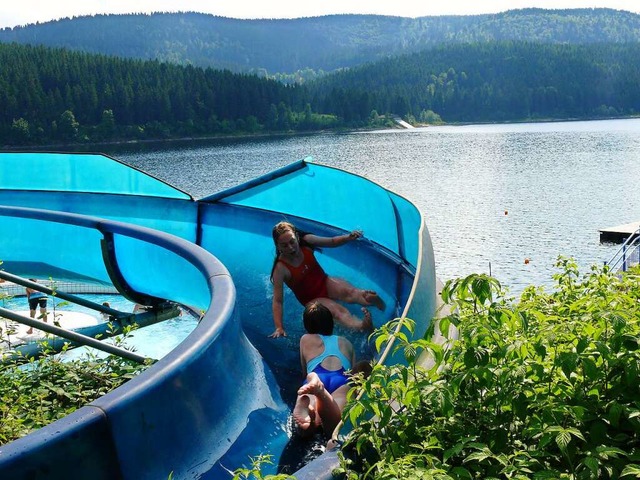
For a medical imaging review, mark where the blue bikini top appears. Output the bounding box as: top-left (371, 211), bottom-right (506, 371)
top-left (306, 334), bottom-right (352, 373)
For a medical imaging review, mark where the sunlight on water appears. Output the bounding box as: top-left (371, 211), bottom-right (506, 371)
top-left (107, 118), bottom-right (640, 295)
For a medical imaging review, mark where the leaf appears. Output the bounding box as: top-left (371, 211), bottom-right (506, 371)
top-left (595, 445), bottom-right (627, 459)
top-left (464, 451), bottom-right (490, 463)
top-left (443, 442), bottom-right (465, 462)
top-left (565, 427), bottom-right (586, 443)
top-left (471, 276), bottom-right (493, 305)
top-left (450, 467), bottom-right (473, 478)
top-left (439, 316), bottom-right (451, 336)
top-left (375, 334), bottom-right (388, 354)
top-left (555, 430), bottom-right (571, 451)
top-left (581, 357), bottom-right (599, 381)
top-left (558, 352), bottom-right (578, 380)
top-left (348, 402), bottom-right (364, 427)
top-left (608, 402), bottom-right (623, 428)
top-left (533, 342), bottom-right (547, 359)
top-left (620, 464), bottom-right (640, 478)
top-left (580, 456), bottom-right (599, 475)
top-left (576, 337), bottom-right (590, 354)
top-left (464, 348), bottom-right (478, 368)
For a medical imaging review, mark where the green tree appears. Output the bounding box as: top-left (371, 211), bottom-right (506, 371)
top-left (266, 103), bottom-right (278, 130)
top-left (244, 115), bottom-right (260, 133)
top-left (98, 109), bottom-right (116, 139)
top-left (276, 102), bottom-right (292, 130)
top-left (418, 109), bottom-right (443, 124)
top-left (58, 110), bottom-right (79, 141)
top-left (10, 118), bottom-right (30, 144)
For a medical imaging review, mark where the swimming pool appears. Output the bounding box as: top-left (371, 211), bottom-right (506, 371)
top-left (1, 293), bottom-right (199, 360)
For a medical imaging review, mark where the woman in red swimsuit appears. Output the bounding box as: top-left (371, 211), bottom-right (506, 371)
top-left (269, 221), bottom-right (385, 338)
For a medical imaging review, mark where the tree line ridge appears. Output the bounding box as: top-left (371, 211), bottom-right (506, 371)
top-left (1, 9), bottom-right (639, 146)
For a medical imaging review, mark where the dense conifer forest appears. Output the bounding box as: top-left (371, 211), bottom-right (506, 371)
top-left (1, 9), bottom-right (639, 146)
top-left (0, 43), bottom-right (337, 146)
top-left (311, 42), bottom-right (640, 123)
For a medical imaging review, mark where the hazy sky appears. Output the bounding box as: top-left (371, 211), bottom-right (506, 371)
top-left (1, 0), bottom-right (638, 29)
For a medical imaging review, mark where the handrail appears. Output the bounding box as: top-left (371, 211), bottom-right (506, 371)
top-left (0, 203), bottom-right (238, 480)
top-left (0, 205), bottom-right (221, 361)
top-left (0, 205), bottom-right (221, 282)
top-left (4, 303), bottom-right (181, 362)
top-left (0, 271), bottom-right (126, 318)
top-left (605, 227), bottom-right (640, 272)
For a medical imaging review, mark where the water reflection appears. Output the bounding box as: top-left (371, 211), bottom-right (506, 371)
top-left (98, 118), bottom-right (640, 294)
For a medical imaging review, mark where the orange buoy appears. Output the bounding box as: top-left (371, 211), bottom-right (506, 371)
top-left (524, 258), bottom-right (530, 264)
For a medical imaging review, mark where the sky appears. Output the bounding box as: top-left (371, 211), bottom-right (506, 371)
top-left (1, 0), bottom-right (639, 29)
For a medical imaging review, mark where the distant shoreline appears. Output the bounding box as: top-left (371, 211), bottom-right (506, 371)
top-left (3, 114), bottom-right (638, 152)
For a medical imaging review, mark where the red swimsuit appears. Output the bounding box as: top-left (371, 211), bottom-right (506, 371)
top-left (278, 247), bottom-right (329, 305)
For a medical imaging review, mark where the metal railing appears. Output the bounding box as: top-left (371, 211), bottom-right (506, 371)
top-left (0, 271), bottom-right (182, 362)
top-left (0, 279), bottom-right (118, 297)
top-left (0, 307), bottom-right (150, 363)
top-left (605, 227), bottom-right (640, 272)
top-left (0, 205), bottom-right (215, 362)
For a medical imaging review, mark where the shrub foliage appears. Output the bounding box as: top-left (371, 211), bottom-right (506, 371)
top-left (339, 258), bottom-right (640, 479)
top-left (0, 329), bottom-right (148, 446)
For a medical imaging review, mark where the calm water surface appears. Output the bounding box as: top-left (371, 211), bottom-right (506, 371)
top-left (103, 118), bottom-right (640, 294)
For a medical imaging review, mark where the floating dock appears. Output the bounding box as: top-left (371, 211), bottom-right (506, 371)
top-left (599, 221), bottom-right (640, 243)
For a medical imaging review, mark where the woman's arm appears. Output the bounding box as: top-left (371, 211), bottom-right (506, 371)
top-left (269, 266), bottom-right (287, 338)
top-left (299, 334), bottom-right (310, 376)
top-left (347, 339), bottom-right (356, 368)
top-left (303, 230), bottom-right (362, 248)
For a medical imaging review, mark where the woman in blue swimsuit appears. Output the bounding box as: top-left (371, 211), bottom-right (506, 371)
top-left (293, 301), bottom-right (370, 438)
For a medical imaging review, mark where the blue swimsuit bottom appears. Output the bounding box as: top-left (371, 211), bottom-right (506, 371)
top-left (305, 365), bottom-right (349, 394)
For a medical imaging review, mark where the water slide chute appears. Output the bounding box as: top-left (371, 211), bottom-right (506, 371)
top-left (0, 152), bottom-right (436, 478)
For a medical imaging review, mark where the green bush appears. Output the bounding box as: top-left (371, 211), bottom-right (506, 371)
top-left (0, 328), bottom-right (148, 445)
top-left (339, 258), bottom-right (640, 479)
top-left (232, 454), bottom-right (294, 480)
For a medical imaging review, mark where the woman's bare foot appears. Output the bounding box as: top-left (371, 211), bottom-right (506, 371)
top-left (363, 290), bottom-right (385, 311)
top-left (360, 307), bottom-right (373, 332)
top-left (293, 394), bottom-right (316, 431)
top-left (298, 372), bottom-right (325, 397)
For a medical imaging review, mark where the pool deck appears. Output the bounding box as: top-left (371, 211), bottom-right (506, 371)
top-left (1, 310), bottom-right (101, 346)
top-left (599, 221), bottom-right (640, 243)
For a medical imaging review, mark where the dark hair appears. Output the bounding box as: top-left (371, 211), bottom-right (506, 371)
top-left (303, 301), bottom-right (334, 335)
top-left (269, 221), bottom-right (314, 282)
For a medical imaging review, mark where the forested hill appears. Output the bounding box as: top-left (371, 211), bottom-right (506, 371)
top-left (308, 42), bottom-right (640, 123)
top-left (0, 43), bottom-right (319, 147)
top-left (3, 39), bottom-right (639, 148)
top-left (1, 8), bottom-right (639, 75)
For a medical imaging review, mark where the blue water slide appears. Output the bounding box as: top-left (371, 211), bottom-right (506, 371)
top-left (0, 153), bottom-right (436, 478)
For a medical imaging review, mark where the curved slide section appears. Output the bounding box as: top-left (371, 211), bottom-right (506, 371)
top-left (0, 205), bottom-right (288, 479)
top-left (0, 153), bottom-right (437, 478)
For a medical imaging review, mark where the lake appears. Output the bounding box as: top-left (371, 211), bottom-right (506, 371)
top-left (99, 118), bottom-right (640, 295)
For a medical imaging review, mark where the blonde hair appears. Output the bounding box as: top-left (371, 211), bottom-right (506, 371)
top-left (269, 221), bottom-right (315, 282)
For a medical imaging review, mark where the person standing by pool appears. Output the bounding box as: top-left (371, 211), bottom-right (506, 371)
top-left (25, 279), bottom-right (48, 334)
top-left (269, 221), bottom-right (384, 338)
